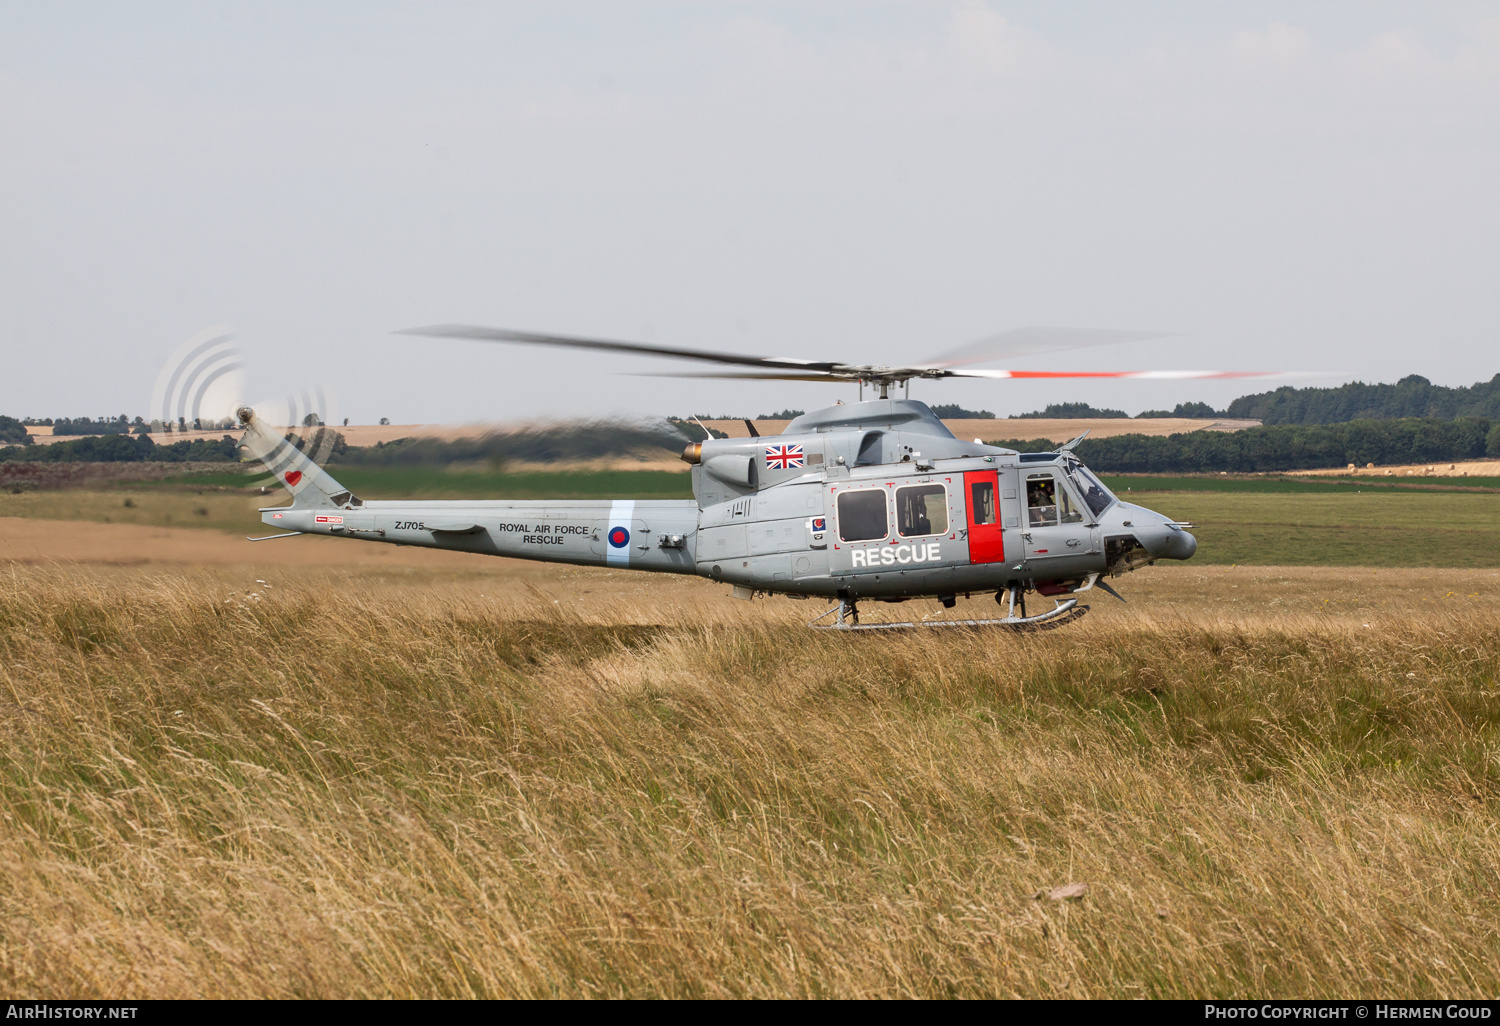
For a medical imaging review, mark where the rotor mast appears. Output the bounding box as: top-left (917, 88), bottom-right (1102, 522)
top-left (859, 370), bottom-right (922, 400)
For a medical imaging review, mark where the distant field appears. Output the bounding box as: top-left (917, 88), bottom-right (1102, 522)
top-left (1137, 491), bottom-right (1500, 568)
top-left (330, 466), bottom-right (694, 500)
top-left (5, 484), bottom-right (1497, 570)
top-left (138, 466), bottom-right (696, 500)
top-left (152, 465), bottom-right (1500, 498)
top-left (0, 488), bottom-right (267, 534)
top-left (1103, 474), bottom-right (1500, 494)
top-left (7, 464), bottom-right (1500, 571)
top-left (0, 469), bottom-right (695, 536)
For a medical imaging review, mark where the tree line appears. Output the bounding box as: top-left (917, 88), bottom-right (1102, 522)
top-left (0, 421), bottom-right (692, 467)
top-left (988, 418), bottom-right (1500, 474)
top-left (0, 433), bottom-right (241, 463)
top-left (0, 416), bottom-right (30, 446)
top-left (1012, 401), bottom-right (1221, 419)
top-left (9, 411), bottom-right (1500, 474)
top-left (1226, 374), bottom-right (1500, 425)
top-left (331, 421), bottom-right (689, 467)
top-left (15, 415), bottom-right (148, 435)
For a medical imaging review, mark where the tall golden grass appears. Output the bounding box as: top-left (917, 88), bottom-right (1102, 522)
top-left (1, 565), bottom-right (1497, 998)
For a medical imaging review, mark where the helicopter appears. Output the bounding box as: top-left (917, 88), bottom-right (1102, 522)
top-left (232, 324), bottom-right (1290, 630)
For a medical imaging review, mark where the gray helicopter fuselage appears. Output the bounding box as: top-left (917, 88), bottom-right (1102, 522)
top-left (256, 399), bottom-right (1196, 601)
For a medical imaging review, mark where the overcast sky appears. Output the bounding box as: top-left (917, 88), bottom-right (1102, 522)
top-left (3, 1), bottom-right (1498, 423)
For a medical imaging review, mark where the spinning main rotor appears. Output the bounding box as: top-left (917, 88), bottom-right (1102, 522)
top-left (398, 323), bottom-right (1312, 398)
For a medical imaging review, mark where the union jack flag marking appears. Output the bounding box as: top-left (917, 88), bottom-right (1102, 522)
top-left (764, 444), bottom-right (804, 470)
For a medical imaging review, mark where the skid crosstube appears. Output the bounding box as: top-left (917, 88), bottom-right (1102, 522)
top-left (810, 598), bottom-right (1088, 632)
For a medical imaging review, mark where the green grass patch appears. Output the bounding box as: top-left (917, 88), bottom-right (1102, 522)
top-left (1136, 491), bottom-right (1500, 567)
top-left (0, 468), bottom-right (694, 533)
top-left (1103, 474), bottom-right (1500, 494)
top-left (328, 466), bottom-right (693, 500)
top-left (121, 465), bottom-right (695, 501)
top-left (149, 468), bottom-right (273, 489)
top-left (0, 488), bottom-right (267, 533)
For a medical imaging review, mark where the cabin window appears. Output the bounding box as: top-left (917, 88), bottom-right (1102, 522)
top-left (837, 489), bottom-right (889, 542)
top-left (1026, 474), bottom-right (1059, 527)
top-left (969, 481), bottom-right (996, 526)
top-left (896, 484), bottom-right (947, 537)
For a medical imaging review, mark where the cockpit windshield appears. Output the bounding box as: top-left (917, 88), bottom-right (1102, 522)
top-left (1067, 463), bottom-right (1116, 517)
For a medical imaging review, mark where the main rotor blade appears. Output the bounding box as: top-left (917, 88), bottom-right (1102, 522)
top-left (942, 369), bottom-right (1339, 381)
top-left (629, 370), bottom-right (853, 383)
top-left (919, 327), bottom-right (1170, 369)
top-left (398, 323), bottom-right (842, 373)
top-left (403, 323), bottom-right (1341, 387)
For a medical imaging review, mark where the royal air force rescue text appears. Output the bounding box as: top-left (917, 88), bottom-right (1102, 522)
top-left (495, 522), bottom-right (591, 547)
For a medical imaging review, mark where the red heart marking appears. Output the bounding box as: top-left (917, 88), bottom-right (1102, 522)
top-left (284, 471), bottom-right (303, 486)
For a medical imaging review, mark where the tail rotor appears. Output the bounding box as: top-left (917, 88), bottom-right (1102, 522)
top-left (149, 324), bottom-right (246, 434)
top-left (150, 326), bottom-right (349, 505)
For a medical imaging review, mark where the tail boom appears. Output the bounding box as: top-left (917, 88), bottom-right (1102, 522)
top-left (260, 499), bottom-right (700, 572)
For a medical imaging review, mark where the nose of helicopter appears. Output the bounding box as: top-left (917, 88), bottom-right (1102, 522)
top-left (1107, 503), bottom-right (1197, 561)
top-left (1158, 527), bottom-right (1196, 560)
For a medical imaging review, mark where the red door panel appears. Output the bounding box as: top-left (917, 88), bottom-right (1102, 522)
top-left (965, 470), bottom-right (1004, 563)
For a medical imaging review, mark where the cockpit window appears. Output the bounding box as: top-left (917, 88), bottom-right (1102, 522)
top-left (1058, 483), bottom-right (1084, 524)
top-left (1027, 473), bottom-right (1086, 526)
top-left (1026, 474), bottom-right (1058, 528)
top-left (1068, 464), bottom-right (1116, 517)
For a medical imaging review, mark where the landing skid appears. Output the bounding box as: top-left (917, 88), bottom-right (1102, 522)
top-left (808, 596), bottom-right (1089, 632)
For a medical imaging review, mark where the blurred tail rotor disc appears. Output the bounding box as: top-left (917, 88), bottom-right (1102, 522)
top-left (149, 325), bottom-right (340, 468)
top-left (149, 325), bottom-right (246, 433)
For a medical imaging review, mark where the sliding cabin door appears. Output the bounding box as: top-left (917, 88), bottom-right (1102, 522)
top-left (964, 470), bottom-right (1004, 563)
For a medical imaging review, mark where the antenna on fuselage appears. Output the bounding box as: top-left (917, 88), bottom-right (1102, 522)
top-left (1056, 429), bottom-right (1091, 452)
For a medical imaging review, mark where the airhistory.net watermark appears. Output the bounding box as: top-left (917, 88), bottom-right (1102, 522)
top-left (5, 1007), bottom-right (138, 1020)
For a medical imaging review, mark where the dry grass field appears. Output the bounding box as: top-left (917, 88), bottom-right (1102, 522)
top-left (1291, 459), bottom-right (1500, 480)
top-left (1, 547), bottom-right (1498, 998)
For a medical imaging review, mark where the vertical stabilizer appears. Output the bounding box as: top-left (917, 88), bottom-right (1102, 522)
top-left (235, 405), bottom-right (360, 509)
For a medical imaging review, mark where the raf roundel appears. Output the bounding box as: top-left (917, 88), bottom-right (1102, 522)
top-left (608, 526), bottom-right (630, 548)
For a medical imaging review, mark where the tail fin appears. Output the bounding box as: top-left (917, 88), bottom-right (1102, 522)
top-left (235, 405), bottom-right (361, 509)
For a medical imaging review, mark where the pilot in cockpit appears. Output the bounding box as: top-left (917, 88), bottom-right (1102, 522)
top-left (1027, 478), bottom-right (1058, 527)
